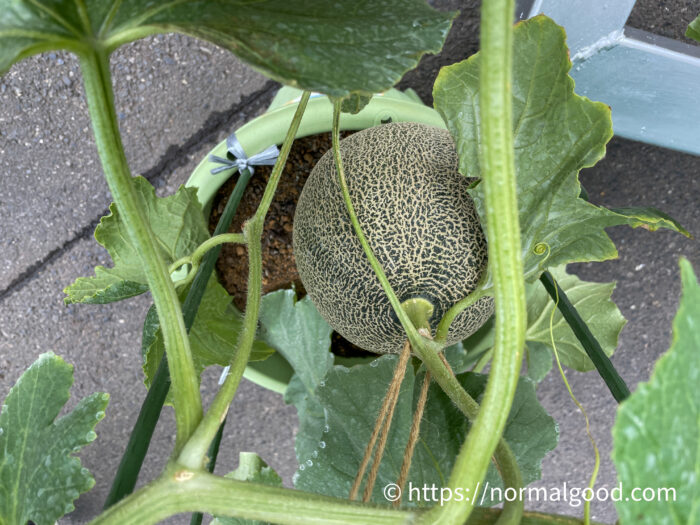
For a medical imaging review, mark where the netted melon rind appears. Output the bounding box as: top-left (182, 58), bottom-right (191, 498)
top-left (293, 122), bottom-right (493, 354)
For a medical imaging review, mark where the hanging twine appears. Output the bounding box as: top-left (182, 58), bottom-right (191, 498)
top-left (362, 342), bottom-right (412, 502)
top-left (349, 341), bottom-right (412, 501)
top-left (394, 370), bottom-right (431, 506)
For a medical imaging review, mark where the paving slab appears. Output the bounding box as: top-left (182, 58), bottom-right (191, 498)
top-left (627, 0), bottom-right (699, 44)
top-left (0, 33), bottom-right (269, 292)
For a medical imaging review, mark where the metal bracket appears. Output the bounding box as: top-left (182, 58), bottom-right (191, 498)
top-left (517, 0), bottom-right (700, 156)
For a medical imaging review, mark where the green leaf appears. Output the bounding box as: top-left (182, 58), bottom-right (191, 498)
top-left (446, 374), bottom-right (558, 505)
top-left (142, 276), bottom-right (274, 401)
top-left (0, 353), bottom-right (109, 525)
top-left (339, 94), bottom-right (372, 115)
top-left (525, 342), bottom-right (553, 383)
top-left (461, 265), bottom-right (626, 377)
top-left (1, 0), bottom-right (454, 98)
top-left (64, 176), bottom-right (209, 304)
top-left (258, 290), bottom-right (335, 465)
top-left (433, 16), bottom-right (689, 283)
top-left (609, 207), bottom-right (691, 237)
top-left (294, 357), bottom-right (557, 506)
top-left (525, 265), bottom-right (626, 372)
top-left (284, 374), bottom-right (327, 464)
top-left (612, 258), bottom-right (700, 525)
top-left (687, 14), bottom-right (700, 42)
top-left (214, 452), bottom-right (282, 525)
top-left (259, 290), bottom-right (334, 396)
top-left (293, 355), bottom-right (415, 501)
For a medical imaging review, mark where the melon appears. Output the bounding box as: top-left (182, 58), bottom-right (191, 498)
top-left (293, 122), bottom-right (493, 354)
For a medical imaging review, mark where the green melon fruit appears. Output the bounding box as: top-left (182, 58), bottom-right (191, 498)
top-left (293, 122), bottom-right (493, 354)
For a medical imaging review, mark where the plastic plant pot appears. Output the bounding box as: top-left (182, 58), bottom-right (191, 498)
top-left (185, 86), bottom-right (445, 394)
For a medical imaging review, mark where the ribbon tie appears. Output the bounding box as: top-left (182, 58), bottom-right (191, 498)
top-left (209, 133), bottom-right (279, 175)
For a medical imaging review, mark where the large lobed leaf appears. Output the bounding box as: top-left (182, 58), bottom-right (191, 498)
top-left (258, 290), bottom-right (334, 397)
top-left (433, 16), bottom-right (689, 284)
top-left (294, 356), bottom-right (558, 506)
top-left (258, 289), bottom-right (334, 462)
top-left (141, 276), bottom-right (274, 401)
top-left (612, 258), bottom-right (700, 525)
top-left (64, 176), bottom-right (209, 304)
top-left (0, 0), bottom-right (454, 98)
top-left (0, 353), bottom-right (108, 525)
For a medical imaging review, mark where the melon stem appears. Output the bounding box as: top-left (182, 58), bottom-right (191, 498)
top-left (401, 298), bottom-right (435, 333)
top-left (424, 0), bottom-right (527, 522)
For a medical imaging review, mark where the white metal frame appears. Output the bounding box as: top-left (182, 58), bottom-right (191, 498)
top-left (517, 0), bottom-right (700, 156)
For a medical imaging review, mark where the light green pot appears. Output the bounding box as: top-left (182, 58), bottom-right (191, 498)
top-left (185, 87), bottom-right (445, 394)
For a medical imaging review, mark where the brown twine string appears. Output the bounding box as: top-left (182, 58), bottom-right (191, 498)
top-left (349, 340), bottom-right (412, 501)
top-left (362, 341), bottom-right (412, 502)
top-left (394, 369), bottom-right (432, 506)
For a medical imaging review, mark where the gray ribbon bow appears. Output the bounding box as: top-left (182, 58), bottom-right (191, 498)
top-left (209, 133), bottom-right (279, 175)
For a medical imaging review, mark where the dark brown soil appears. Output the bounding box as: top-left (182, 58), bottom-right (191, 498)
top-left (208, 131), bottom-right (375, 359)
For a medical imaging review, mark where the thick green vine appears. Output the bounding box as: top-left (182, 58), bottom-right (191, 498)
top-left (91, 464), bottom-right (415, 525)
top-left (79, 48), bottom-right (202, 451)
top-left (90, 461), bottom-right (603, 525)
top-left (422, 0), bottom-right (526, 522)
top-left (177, 91), bottom-right (312, 470)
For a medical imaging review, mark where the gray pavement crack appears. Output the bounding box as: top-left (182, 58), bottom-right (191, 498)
top-left (0, 80), bottom-right (278, 304)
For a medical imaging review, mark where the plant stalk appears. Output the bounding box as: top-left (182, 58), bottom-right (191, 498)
top-left (417, 345), bottom-right (524, 525)
top-left (104, 168), bottom-right (254, 507)
top-left (103, 356), bottom-right (170, 509)
top-left (171, 233), bottom-right (247, 289)
top-left (422, 0), bottom-right (526, 522)
top-left (189, 416), bottom-right (228, 525)
top-left (539, 271), bottom-right (630, 402)
top-left (92, 463), bottom-right (588, 525)
top-left (331, 101), bottom-right (523, 524)
top-left (330, 101), bottom-right (425, 352)
top-left (79, 48), bottom-right (202, 449)
top-left (182, 168), bottom-right (255, 330)
top-left (435, 275), bottom-right (490, 343)
top-left (169, 233), bottom-right (246, 274)
top-left (91, 465), bottom-right (415, 525)
top-left (177, 91), bottom-right (311, 469)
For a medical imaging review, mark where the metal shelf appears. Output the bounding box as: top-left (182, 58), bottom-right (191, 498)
top-left (517, 0), bottom-right (700, 156)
